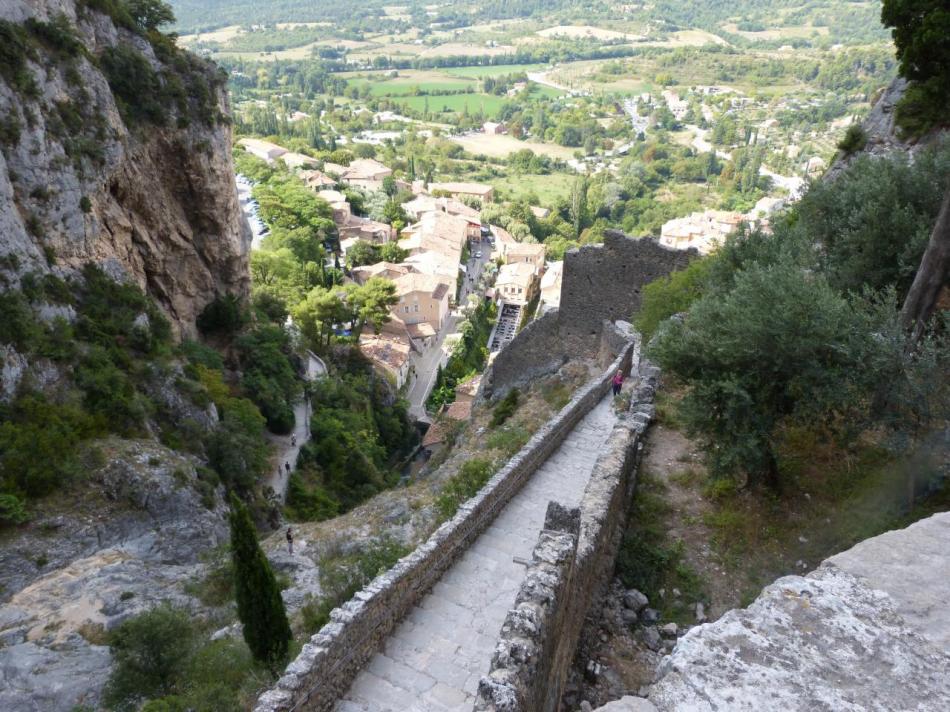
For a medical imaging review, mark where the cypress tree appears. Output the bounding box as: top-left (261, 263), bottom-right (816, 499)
top-left (228, 493), bottom-right (292, 670)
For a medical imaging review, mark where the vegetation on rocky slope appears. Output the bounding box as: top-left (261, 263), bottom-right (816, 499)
top-left (646, 140), bottom-right (950, 491)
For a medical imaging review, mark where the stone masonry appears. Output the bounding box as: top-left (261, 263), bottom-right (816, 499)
top-left (482, 231), bottom-right (693, 400)
top-left (255, 341), bottom-right (636, 712)
top-left (336, 396), bottom-right (618, 711)
top-left (476, 357), bottom-right (660, 712)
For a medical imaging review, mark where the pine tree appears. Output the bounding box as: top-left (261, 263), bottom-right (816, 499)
top-left (229, 493), bottom-right (291, 670)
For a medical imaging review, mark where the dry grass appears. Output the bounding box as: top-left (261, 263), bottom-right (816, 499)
top-left (450, 133), bottom-right (578, 160)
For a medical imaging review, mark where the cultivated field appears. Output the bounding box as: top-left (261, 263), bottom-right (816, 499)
top-left (449, 133), bottom-right (579, 161)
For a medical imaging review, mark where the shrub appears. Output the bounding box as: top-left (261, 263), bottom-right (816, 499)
top-left (435, 458), bottom-right (495, 520)
top-left (104, 605), bottom-right (197, 710)
top-left (79, 196), bottom-right (92, 213)
top-left (0, 493), bottom-right (29, 526)
top-left (490, 388), bottom-right (520, 428)
top-left (100, 44), bottom-right (167, 126)
top-left (0, 291), bottom-right (40, 350)
top-left (0, 393), bottom-right (96, 498)
top-left (837, 124), bottom-right (867, 155)
top-left (196, 294), bottom-right (247, 336)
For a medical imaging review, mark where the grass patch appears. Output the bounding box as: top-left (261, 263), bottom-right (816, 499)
top-left (616, 472), bottom-right (706, 626)
top-left (435, 458), bottom-right (496, 521)
top-left (300, 538), bottom-right (410, 634)
top-left (486, 424), bottom-right (530, 458)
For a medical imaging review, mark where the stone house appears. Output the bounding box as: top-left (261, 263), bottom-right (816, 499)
top-left (279, 152), bottom-right (320, 170)
top-left (501, 242), bottom-right (546, 274)
top-left (359, 326), bottom-right (412, 389)
top-left (340, 158), bottom-right (393, 192)
top-left (483, 121), bottom-right (507, 135)
top-left (391, 272), bottom-right (451, 333)
top-left (427, 181), bottom-right (494, 203)
top-left (539, 260), bottom-right (563, 314)
top-left (351, 262), bottom-right (411, 285)
top-left (238, 138), bottom-right (287, 163)
top-left (496, 262), bottom-right (539, 306)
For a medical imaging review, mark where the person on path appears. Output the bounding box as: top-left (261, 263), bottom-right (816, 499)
top-left (612, 369), bottom-right (624, 397)
top-left (286, 527), bottom-right (294, 555)
top-left (291, 434), bottom-right (296, 447)
top-left (284, 461), bottom-right (290, 473)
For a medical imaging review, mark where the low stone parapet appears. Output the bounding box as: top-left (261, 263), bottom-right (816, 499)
top-left (476, 361), bottom-right (660, 712)
top-left (254, 334), bottom-right (637, 712)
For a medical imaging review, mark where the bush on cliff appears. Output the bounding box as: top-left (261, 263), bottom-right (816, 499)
top-left (104, 603), bottom-right (265, 710)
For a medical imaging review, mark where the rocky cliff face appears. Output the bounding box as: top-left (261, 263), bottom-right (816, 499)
top-left (0, 0), bottom-right (249, 338)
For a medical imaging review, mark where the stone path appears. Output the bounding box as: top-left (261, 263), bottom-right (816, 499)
top-left (266, 352), bottom-right (327, 502)
top-left (336, 396), bottom-right (617, 712)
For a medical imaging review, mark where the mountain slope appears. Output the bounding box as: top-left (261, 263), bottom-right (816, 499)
top-left (0, 0), bottom-right (249, 337)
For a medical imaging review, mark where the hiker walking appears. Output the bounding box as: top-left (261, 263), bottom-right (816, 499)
top-left (286, 527), bottom-right (294, 555)
top-left (291, 434), bottom-right (297, 447)
top-left (611, 369), bottom-right (624, 397)
top-left (284, 461), bottom-right (290, 473)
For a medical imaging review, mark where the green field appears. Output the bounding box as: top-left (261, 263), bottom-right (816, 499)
top-left (491, 172), bottom-right (576, 204)
top-left (348, 77), bottom-right (477, 96)
top-left (531, 84), bottom-right (567, 98)
top-left (397, 93), bottom-right (510, 116)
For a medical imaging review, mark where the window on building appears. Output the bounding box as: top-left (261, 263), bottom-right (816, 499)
top-left (404, 306), bottom-right (409, 313)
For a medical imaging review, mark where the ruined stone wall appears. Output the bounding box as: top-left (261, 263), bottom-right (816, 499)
top-left (476, 359), bottom-right (660, 712)
top-left (254, 342), bottom-right (637, 712)
top-left (481, 231), bottom-right (692, 400)
top-left (559, 232), bottom-right (695, 342)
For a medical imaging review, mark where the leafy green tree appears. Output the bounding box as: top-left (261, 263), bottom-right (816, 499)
top-left (650, 259), bottom-right (877, 490)
top-left (125, 0), bottom-right (175, 32)
top-left (229, 493), bottom-right (291, 669)
top-left (635, 257), bottom-right (711, 339)
top-left (882, 0), bottom-right (950, 134)
top-left (293, 286), bottom-right (347, 347)
top-left (785, 143), bottom-right (950, 299)
top-left (104, 604), bottom-right (196, 710)
top-left (346, 277), bottom-right (398, 334)
top-left (378, 242), bottom-right (408, 263)
top-left (345, 240), bottom-right (379, 268)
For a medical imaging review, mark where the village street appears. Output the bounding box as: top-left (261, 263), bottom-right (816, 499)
top-left (405, 242), bottom-right (492, 419)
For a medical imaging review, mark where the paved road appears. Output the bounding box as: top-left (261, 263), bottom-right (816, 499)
top-left (406, 314), bottom-right (457, 420)
top-left (405, 244), bottom-right (491, 419)
top-left (266, 352), bottom-right (327, 502)
top-left (335, 396), bottom-right (617, 712)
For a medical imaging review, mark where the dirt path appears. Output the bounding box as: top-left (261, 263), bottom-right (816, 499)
top-left (638, 424), bottom-right (739, 618)
top-left (266, 352), bottom-right (327, 503)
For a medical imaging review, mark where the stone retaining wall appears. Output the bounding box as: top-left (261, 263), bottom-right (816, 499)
top-left (481, 231), bottom-right (692, 401)
top-left (254, 339), bottom-right (637, 712)
top-left (475, 358), bottom-right (660, 712)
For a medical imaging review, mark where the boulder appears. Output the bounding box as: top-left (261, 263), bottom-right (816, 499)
top-left (641, 626), bottom-right (662, 652)
top-left (623, 589), bottom-right (648, 612)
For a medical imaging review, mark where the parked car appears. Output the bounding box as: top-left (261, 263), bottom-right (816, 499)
top-left (474, 251), bottom-right (483, 258)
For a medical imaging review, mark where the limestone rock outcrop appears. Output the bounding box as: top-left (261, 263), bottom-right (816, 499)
top-left (0, 0), bottom-right (250, 337)
top-left (595, 512), bottom-right (950, 712)
top-left (0, 438), bottom-right (230, 712)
